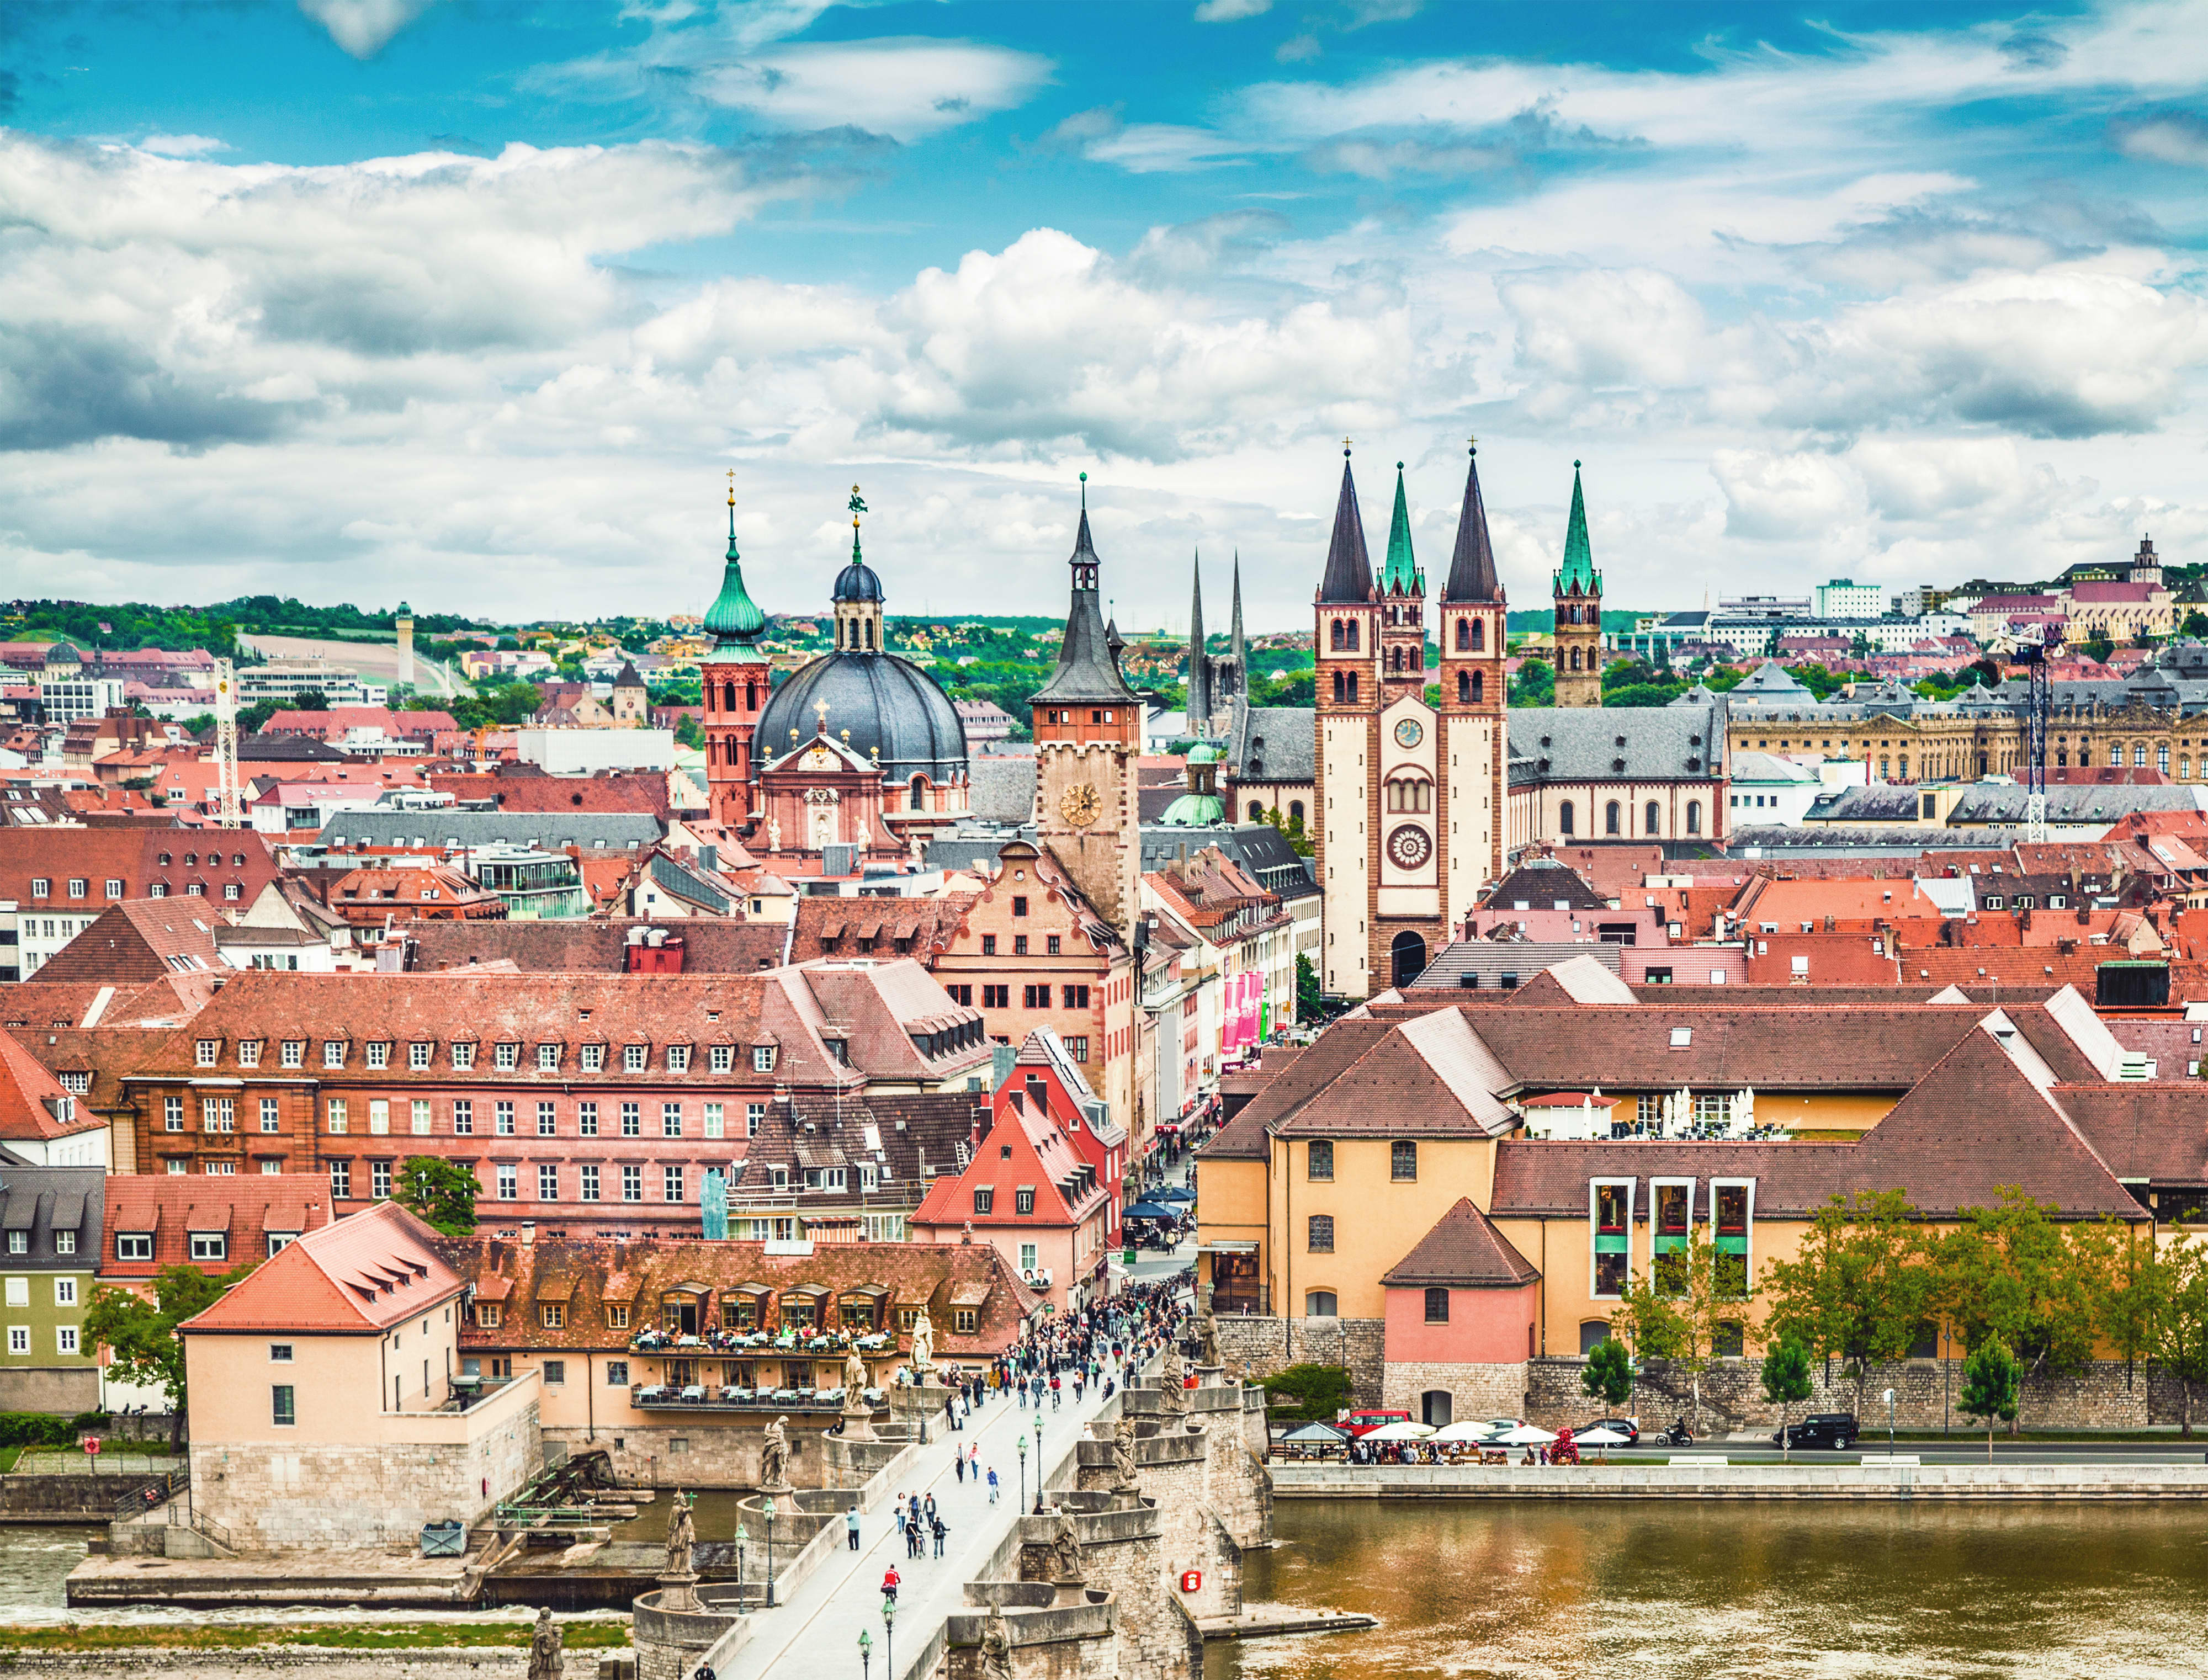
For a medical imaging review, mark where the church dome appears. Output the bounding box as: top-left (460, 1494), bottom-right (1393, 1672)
top-left (834, 555), bottom-right (884, 604)
top-left (1158, 790), bottom-right (1225, 827)
top-left (758, 652), bottom-right (968, 785)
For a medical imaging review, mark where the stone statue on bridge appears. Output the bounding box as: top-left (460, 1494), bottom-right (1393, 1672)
top-left (979, 1605), bottom-right (1014, 1680)
top-left (845, 1347), bottom-right (867, 1395)
top-left (1112, 1415), bottom-right (1140, 1492)
top-left (1158, 1343), bottom-right (1187, 1418)
top-left (663, 1488), bottom-right (695, 1580)
top-left (1196, 1301), bottom-right (1221, 1368)
top-left (761, 1415), bottom-right (792, 1491)
top-left (527, 1607), bottom-right (562, 1680)
top-left (1048, 1508), bottom-right (1085, 1584)
top-left (909, 1305), bottom-right (936, 1380)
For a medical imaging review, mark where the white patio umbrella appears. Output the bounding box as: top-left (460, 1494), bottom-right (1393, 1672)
top-left (1429, 1421), bottom-right (1498, 1443)
top-left (1574, 1426), bottom-right (1632, 1445)
top-left (1362, 1421), bottom-right (1436, 1442)
top-left (1495, 1424), bottom-right (1557, 1445)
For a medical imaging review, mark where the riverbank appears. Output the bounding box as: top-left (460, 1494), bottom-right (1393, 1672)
top-left (1270, 1460), bottom-right (2208, 1499)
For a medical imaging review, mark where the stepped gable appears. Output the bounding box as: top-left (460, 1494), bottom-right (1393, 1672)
top-left (1382, 1196), bottom-right (1540, 1287)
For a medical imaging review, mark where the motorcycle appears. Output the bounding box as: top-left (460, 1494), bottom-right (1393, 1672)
top-left (1649, 1417), bottom-right (1696, 1448)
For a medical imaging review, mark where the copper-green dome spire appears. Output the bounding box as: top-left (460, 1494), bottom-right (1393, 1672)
top-left (703, 472), bottom-right (767, 646)
top-left (1382, 460), bottom-right (1421, 593)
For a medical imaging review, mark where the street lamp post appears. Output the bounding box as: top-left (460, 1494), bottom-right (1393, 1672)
top-left (1016, 1434), bottom-right (1027, 1511)
top-left (1032, 1412), bottom-right (1045, 1513)
top-left (858, 1628), bottom-right (872, 1680)
top-left (883, 1594), bottom-right (896, 1677)
top-left (735, 1518), bottom-right (747, 1592)
top-left (764, 1502), bottom-right (777, 1608)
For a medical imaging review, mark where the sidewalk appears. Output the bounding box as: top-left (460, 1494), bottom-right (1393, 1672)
top-left (724, 1374), bottom-right (1121, 1680)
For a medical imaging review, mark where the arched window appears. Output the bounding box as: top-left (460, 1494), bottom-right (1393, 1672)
top-left (1248, 801), bottom-right (1263, 820)
top-left (909, 776), bottom-right (928, 811)
top-left (1455, 618), bottom-right (1471, 651)
top-left (1879, 757), bottom-right (1889, 779)
top-left (2056, 749), bottom-right (2068, 767)
top-left (1330, 620), bottom-right (1345, 651)
top-left (1645, 800), bottom-right (1660, 834)
top-left (1570, 647), bottom-right (1583, 671)
top-left (1289, 800), bottom-right (1304, 822)
top-left (1387, 777), bottom-right (1432, 813)
top-left (1304, 1290), bottom-right (1337, 1319)
top-left (1347, 673), bottom-right (1358, 703)
top-left (1457, 671), bottom-right (1471, 704)
top-left (1333, 671), bottom-right (1347, 703)
top-left (1470, 618), bottom-right (1484, 651)
top-left (1559, 800), bottom-right (1575, 836)
top-left (2110, 743), bottom-right (2122, 767)
top-left (1346, 621), bottom-right (1360, 650)
top-left (865, 619), bottom-right (875, 651)
top-left (1471, 671), bottom-right (1484, 703)
top-left (2183, 758), bottom-right (2193, 781)
top-left (1686, 801), bottom-right (1701, 835)
top-left (1605, 800), bottom-right (1622, 836)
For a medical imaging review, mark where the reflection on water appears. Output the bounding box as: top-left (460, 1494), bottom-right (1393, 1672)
top-left (1214, 1502), bottom-right (2208, 1680)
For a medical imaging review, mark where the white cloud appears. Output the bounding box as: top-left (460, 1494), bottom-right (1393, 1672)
top-left (137, 134), bottom-right (229, 158)
top-left (1194, 0), bottom-right (1271, 19)
top-left (296, 0), bottom-right (440, 60)
top-left (1711, 448), bottom-right (1864, 540)
top-left (2112, 111), bottom-right (2208, 165)
top-left (691, 38), bottom-right (1051, 140)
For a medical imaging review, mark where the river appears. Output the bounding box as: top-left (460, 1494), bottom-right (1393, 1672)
top-left (1213, 1502), bottom-right (2208, 1679)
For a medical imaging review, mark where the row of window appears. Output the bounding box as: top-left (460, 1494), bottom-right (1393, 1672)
top-left (192, 1036), bottom-right (779, 1074)
top-left (1305, 1139), bottom-right (1421, 1181)
top-left (2, 1276), bottom-right (77, 1305)
top-left (24, 881), bottom-right (237, 906)
top-left (1555, 799), bottom-right (1703, 838)
top-left (972, 1187), bottom-right (1038, 1216)
top-left (4, 1326), bottom-right (79, 1356)
top-left (110, 1230), bottom-right (293, 1262)
top-left (4, 1229), bottom-right (76, 1256)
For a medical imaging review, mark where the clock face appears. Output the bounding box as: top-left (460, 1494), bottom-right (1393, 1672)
top-left (1059, 783), bottom-right (1101, 827)
top-left (1387, 823), bottom-right (1433, 870)
top-left (1393, 717), bottom-right (1424, 749)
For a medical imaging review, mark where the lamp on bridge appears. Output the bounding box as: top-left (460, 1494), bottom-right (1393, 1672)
top-left (734, 1518), bottom-right (746, 1592)
top-left (1016, 1434), bottom-right (1027, 1510)
top-left (858, 1627), bottom-right (872, 1680)
top-left (1033, 1412), bottom-right (1045, 1514)
top-left (883, 1594), bottom-right (896, 1676)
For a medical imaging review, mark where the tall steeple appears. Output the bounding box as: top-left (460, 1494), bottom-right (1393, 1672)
top-left (1187, 552), bottom-right (1212, 733)
top-left (704, 477), bottom-right (768, 649)
top-left (1032, 474), bottom-right (1137, 706)
top-left (832, 483), bottom-right (886, 653)
top-left (1557, 460), bottom-right (1599, 594)
top-left (1317, 446), bottom-right (1374, 603)
top-left (1381, 462), bottom-right (1420, 594)
top-left (1229, 554), bottom-right (1246, 672)
top-left (1443, 442), bottom-right (1503, 603)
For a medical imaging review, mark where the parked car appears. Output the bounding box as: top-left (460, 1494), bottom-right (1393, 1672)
top-left (1576, 1417), bottom-right (1640, 1445)
top-left (1340, 1410), bottom-right (1414, 1438)
top-left (1477, 1417), bottom-right (1523, 1439)
top-left (1773, 1412), bottom-right (1860, 1450)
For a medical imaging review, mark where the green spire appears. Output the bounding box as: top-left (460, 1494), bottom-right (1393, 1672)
top-left (703, 482), bottom-right (766, 646)
top-left (1557, 459), bottom-right (1600, 593)
top-left (1382, 460), bottom-right (1420, 593)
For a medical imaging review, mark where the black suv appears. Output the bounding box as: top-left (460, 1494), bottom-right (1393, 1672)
top-left (1773, 1413), bottom-right (1859, 1450)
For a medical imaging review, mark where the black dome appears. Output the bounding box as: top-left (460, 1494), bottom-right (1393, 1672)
top-left (759, 652), bottom-right (968, 784)
top-left (834, 557), bottom-right (884, 603)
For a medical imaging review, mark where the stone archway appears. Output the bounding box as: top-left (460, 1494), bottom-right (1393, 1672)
top-left (1390, 931), bottom-right (1428, 988)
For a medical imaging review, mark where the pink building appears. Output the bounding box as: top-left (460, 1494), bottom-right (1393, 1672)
top-left (1379, 1198), bottom-right (1541, 1427)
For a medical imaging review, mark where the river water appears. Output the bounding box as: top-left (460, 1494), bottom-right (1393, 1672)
top-left (1212, 1502), bottom-right (2208, 1679)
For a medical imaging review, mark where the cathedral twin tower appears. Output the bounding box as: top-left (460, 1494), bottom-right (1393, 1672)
top-left (1314, 445), bottom-right (1512, 999)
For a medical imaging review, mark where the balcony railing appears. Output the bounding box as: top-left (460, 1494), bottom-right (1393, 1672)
top-left (630, 1383), bottom-right (886, 1412)
top-left (629, 1327), bottom-right (893, 1355)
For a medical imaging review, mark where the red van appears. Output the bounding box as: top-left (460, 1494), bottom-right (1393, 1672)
top-left (1340, 1410), bottom-right (1414, 1438)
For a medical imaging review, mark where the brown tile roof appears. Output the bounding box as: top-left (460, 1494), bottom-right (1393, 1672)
top-left (181, 1201), bottom-right (461, 1334)
top-left (29, 899), bottom-right (224, 986)
top-left (0, 1027), bottom-right (100, 1144)
top-left (394, 918), bottom-right (788, 974)
top-left (2052, 1084), bottom-right (2208, 1187)
top-left (0, 827), bottom-right (279, 907)
top-left (1381, 1197), bottom-right (1541, 1288)
top-left (1198, 1019), bottom-right (1397, 1158)
top-left (102, 1174), bottom-right (339, 1278)
top-left (1271, 1009), bottom-right (1516, 1138)
top-left (433, 1231), bottom-right (1038, 1357)
top-left (787, 893), bottom-right (977, 964)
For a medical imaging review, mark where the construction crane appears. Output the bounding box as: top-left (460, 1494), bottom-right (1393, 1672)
top-left (213, 657), bottom-right (242, 828)
top-left (2013, 624), bottom-right (2061, 844)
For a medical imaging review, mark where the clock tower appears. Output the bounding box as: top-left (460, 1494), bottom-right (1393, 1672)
top-left (1030, 477), bottom-right (1143, 942)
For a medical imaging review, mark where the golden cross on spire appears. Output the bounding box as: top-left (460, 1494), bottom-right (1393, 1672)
top-left (726, 467), bottom-right (736, 506)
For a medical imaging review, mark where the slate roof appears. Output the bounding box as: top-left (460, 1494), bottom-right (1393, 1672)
top-left (1406, 942), bottom-right (1625, 991)
top-left (1031, 507), bottom-right (1139, 706)
top-left (969, 757), bottom-right (1038, 825)
top-left (1381, 1196), bottom-right (1540, 1288)
top-left (1506, 704), bottom-right (1722, 786)
top-left (1223, 699), bottom-right (1314, 786)
top-left (1317, 451), bottom-right (1374, 604)
top-left (2056, 1084), bottom-right (2208, 1185)
top-left (1483, 859), bottom-right (1609, 911)
top-left (1441, 446), bottom-right (1503, 604)
top-left (0, 1166), bottom-right (102, 1270)
top-left (1139, 822), bottom-right (1316, 902)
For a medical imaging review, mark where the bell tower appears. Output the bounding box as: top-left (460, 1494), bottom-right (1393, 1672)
top-left (1552, 461), bottom-right (1604, 707)
top-left (1314, 445), bottom-right (1381, 1000)
top-left (1378, 462), bottom-right (1427, 706)
top-left (832, 485), bottom-right (886, 654)
top-left (1029, 475), bottom-right (1143, 942)
top-left (700, 474), bottom-right (768, 828)
top-left (1437, 441), bottom-right (1510, 905)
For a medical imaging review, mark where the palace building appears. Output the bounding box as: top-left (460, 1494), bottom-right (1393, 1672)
top-left (1316, 446), bottom-right (1509, 998)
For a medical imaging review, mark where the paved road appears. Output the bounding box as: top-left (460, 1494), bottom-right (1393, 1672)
top-left (724, 1373), bottom-right (1123, 1680)
top-left (1639, 1443), bottom-right (2208, 1466)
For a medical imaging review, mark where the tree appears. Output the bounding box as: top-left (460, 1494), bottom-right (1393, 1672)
top-left (1930, 1189), bottom-right (2098, 1430)
top-left (1259, 1363), bottom-right (1352, 1422)
top-left (2145, 1234), bottom-right (2208, 1437)
top-left (1293, 954), bottom-right (1322, 1025)
top-left (2182, 610), bottom-right (2208, 640)
top-left (291, 687), bottom-right (330, 713)
top-left (2071, 1215), bottom-right (2157, 1391)
top-left (1611, 1227), bottom-right (1744, 1431)
top-left (1508, 658), bottom-right (1554, 707)
top-left (1759, 1336), bottom-right (1814, 1461)
top-left (1958, 1337), bottom-right (2021, 1461)
top-left (1761, 1189), bottom-right (1929, 1423)
top-left (1581, 1336), bottom-right (1634, 1411)
top-left (84, 1263), bottom-right (250, 1449)
top-left (395, 1155), bottom-right (480, 1235)
top-left (673, 712), bottom-right (705, 751)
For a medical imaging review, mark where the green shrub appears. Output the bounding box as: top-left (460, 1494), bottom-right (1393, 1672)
top-left (1260, 1364), bottom-right (1353, 1422)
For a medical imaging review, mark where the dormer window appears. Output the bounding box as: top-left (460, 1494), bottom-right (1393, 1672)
top-left (322, 1040), bottom-right (347, 1068)
top-left (195, 1039), bottom-right (220, 1067)
top-left (410, 1041), bottom-right (433, 1070)
top-left (753, 1045), bottom-right (777, 1073)
top-left (666, 1045), bottom-right (691, 1073)
top-left (281, 1040), bottom-right (305, 1068)
top-left (623, 1044), bottom-right (647, 1074)
top-left (452, 1042), bottom-right (476, 1071)
top-left (537, 1044), bottom-right (561, 1071)
top-left (365, 1041), bottom-right (390, 1070)
top-left (494, 1041), bottom-right (520, 1071)
top-left (581, 1044), bottom-right (605, 1072)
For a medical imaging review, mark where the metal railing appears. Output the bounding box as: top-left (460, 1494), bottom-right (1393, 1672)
top-left (113, 1468), bottom-right (188, 1518)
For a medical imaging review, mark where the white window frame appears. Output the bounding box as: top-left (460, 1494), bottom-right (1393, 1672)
top-left (1589, 1177), bottom-right (1637, 1301)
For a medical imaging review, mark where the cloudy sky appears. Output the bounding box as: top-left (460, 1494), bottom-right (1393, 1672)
top-left (6, 1), bottom-right (2207, 632)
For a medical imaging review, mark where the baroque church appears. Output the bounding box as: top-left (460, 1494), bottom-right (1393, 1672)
top-left (1316, 446), bottom-right (1510, 997)
top-left (697, 485), bottom-right (972, 859)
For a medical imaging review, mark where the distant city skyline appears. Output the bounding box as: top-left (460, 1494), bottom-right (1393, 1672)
top-left (4, 1), bottom-right (2205, 627)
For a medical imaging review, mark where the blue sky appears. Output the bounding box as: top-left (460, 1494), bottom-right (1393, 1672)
top-left (5, 1), bottom-right (2207, 631)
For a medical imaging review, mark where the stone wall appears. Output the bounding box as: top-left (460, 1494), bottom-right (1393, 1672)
top-left (1057, 1501), bottom-right (1192, 1680)
top-left (0, 1367), bottom-right (99, 1415)
top-left (632, 1590), bottom-right (745, 1680)
top-left (1525, 1355), bottom-right (2204, 1433)
top-left (541, 1420), bottom-right (835, 1490)
top-left (194, 1398), bottom-right (541, 1551)
top-left (1381, 1361), bottom-right (1528, 1426)
top-left (1213, 1317), bottom-right (1384, 1406)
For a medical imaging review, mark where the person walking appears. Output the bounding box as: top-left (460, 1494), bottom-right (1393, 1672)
top-left (987, 1465), bottom-right (1000, 1504)
top-left (954, 1450), bottom-right (966, 1485)
top-left (922, 1492), bottom-right (937, 1527)
top-left (1050, 1373), bottom-right (1061, 1410)
top-left (931, 1513), bottom-right (948, 1559)
top-left (893, 1498), bottom-right (906, 1546)
top-left (846, 1503), bottom-right (861, 1550)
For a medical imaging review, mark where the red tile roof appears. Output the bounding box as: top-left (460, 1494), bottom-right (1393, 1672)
top-left (180, 1200), bottom-right (461, 1334)
top-left (1381, 1197), bottom-right (1541, 1288)
top-left (27, 899), bottom-right (223, 986)
top-left (102, 1175), bottom-right (339, 1277)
